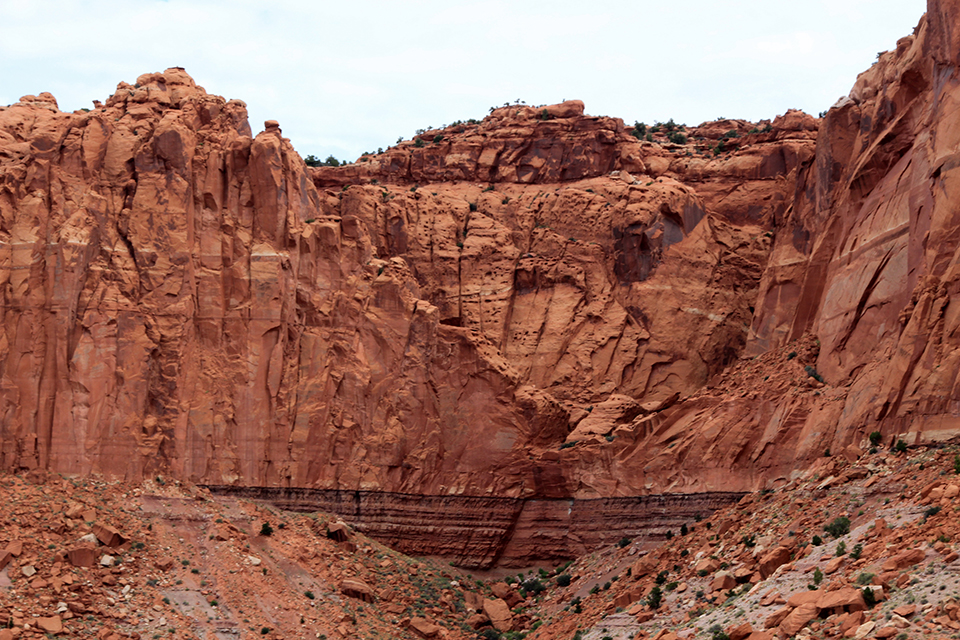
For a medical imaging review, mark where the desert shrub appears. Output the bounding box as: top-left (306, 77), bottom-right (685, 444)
top-left (304, 154), bottom-right (321, 167)
top-left (260, 522), bottom-right (273, 536)
top-left (556, 574), bottom-right (571, 587)
top-left (836, 541), bottom-right (847, 556)
top-left (824, 517), bottom-right (850, 538)
top-left (804, 365), bottom-right (824, 383)
top-left (851, 543), bottom-right (863, 559)
top-left (668, 131), bottom-right (687, 144)
top-left (647, 586), bottom-right (663, 609)
top-left (895, 439), bottom-right (908, 453)
top-left (617, 537), bottom-right (632, 548)
top-left (869, 431), bottom-right (882, 446)
top-left (414, 138), bottom-right (424, 148)
top-left (856, 572), bottom-right (875, 585)
top-left (521, 578), bottom-right (545, 595)
top-left (813, 567), bottom-right (823, 585)
top-left (862, 587), bottom-right (877, 608)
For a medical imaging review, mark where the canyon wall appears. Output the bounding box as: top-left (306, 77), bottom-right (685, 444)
top-left (1, 0), bottom-right (958, 565)
top-left (0, 69), bottom-right (812, 499)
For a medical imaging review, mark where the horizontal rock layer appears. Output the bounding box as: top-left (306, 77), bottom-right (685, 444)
top-left (205, 485), bottom-right (744, 568)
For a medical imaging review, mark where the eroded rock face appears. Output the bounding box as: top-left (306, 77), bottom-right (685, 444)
top-left (0, 69), bottom-right (567, 494)
top-left (5, 3), bottom-right (957, 565)
top-left (0, 77), bottom-right (803, 500)
top-left (746, 4), bottom-right (960, 448)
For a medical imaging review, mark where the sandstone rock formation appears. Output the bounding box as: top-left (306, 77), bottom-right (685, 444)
top-left (0, 67), bottom-right (806, 503)
top-left (2, 0), bottom-right (960, 569)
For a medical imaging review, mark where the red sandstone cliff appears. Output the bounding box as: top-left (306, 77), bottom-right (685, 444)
top-left (0, 1), bottom-right (956, 512)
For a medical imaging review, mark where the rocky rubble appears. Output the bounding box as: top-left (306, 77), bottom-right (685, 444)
top-left (0, 472), bottom-right (496, 639)
top-left (501, 440), bottom-right (960, 640)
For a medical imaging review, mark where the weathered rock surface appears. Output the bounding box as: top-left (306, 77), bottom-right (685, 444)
top-left (0, 67), bottom-right (804, 505)
top-left (2, 0), bottom-right (960, 570)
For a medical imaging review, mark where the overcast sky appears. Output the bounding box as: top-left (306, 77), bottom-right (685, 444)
top-left (1, 0), bottom-right (926, 162)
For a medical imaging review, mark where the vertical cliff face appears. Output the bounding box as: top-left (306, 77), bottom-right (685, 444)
top-left (747, 0), bottom-right (960, 447)
top-left (0, 70), bottom-right (814, 500)
top-left (0, 69), bottom-right (572, 494)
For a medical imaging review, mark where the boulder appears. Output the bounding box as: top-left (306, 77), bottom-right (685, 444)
top-left (482, 597), bottom-right (513, 631)
top-left (779, 602), bottom-right (819, 636)
top-left (341, 578), bottom-right (375, 602)
top-left (92, 523), bottom-right (127, 548)
top-left (882, 548), bottom-right (925, 571)
top-left (758, 546), bottom-right (792, 578)
top-left (408, 617), bottom-right (441, 638)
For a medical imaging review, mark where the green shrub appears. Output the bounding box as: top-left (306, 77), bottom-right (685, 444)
top-left (668, 131), bottom-right (687, 144)
top-left (414, 138), bottom-right (425, 148)
top-left (895, 439), bottom-right (908, 453)
top-left (433, 134), bottom-right (444, 144)
top-left (557, 574), bottom-right (571, 587)
top-left (862, 587), bottom-right (877, 608)
top-left (954, 455), bottom-right (960, 475)
top-left (521, 578), bottom-right (545, 595)
top-left (836, 541), bottom-right (846, 556)
top-left (304, 154), bottom-right (321, 167)
top-left (617, 537), bottom-right (632, 548)
top-left (260, 522), bottom-right (273, 536)
top-left (856, 572), bottom-right (875, 585)
top-left (655, 570), bottom-right (668, 585)
top-left (813, 567), bottom-right (823, 585)
top-left (824, 517), bottom-right (850, 538)
top-left (804, 365), bottom-right (824, 383)
top-left (647, 586), bottom-right (663, 609)
top-left (851, 543), bottom-right (863, 559)
top-left (869, 431), bottom-right (882, 446)
top-left (305, 591), bottom-right (315, 599)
